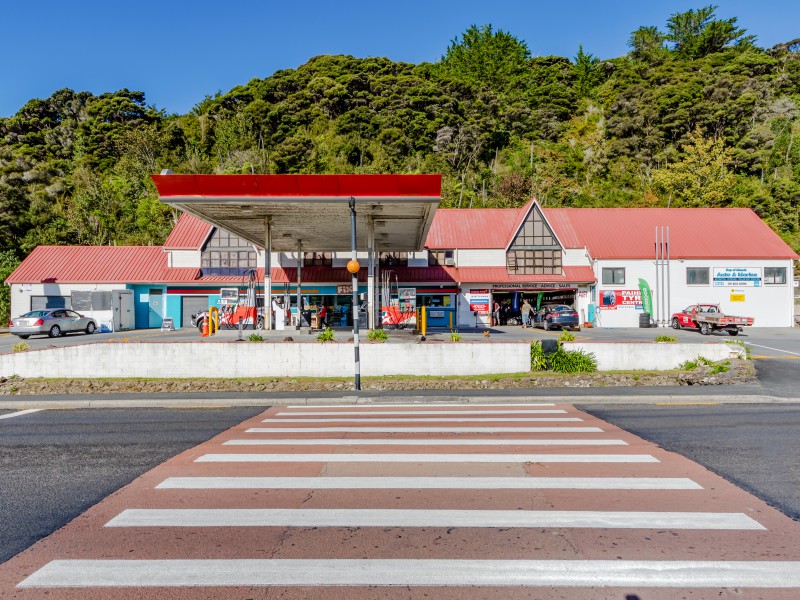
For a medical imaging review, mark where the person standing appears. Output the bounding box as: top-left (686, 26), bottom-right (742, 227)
top-left (521, 298), bottom-right (532, 328)
top-left (492, 299), bottom-right (500, 326)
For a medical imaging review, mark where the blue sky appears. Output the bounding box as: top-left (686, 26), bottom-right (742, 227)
top-left (1, 0), bottom-right (798, 118)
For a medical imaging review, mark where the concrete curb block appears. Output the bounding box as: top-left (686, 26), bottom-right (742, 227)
top-left (1, 394), bottom-right (798, 410)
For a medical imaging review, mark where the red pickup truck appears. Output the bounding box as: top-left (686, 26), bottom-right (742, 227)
top-left (671, 304), bottom-right (754, 336)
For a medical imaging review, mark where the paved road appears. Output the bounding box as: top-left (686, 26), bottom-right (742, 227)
top-left (2, 403), bottom-right (799, 598)
top-left (0, 407), bottom-right (266, 565)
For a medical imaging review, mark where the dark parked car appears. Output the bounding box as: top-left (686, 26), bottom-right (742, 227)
top-left (10, 309), bottom-right (97, 339)
top-left (533, 304), bottom-right (580, 331)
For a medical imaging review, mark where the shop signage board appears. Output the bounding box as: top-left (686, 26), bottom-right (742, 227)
top-left (599, 289), bottom-right (642, 310)
top-left (730, 290), bottom-right (746, 302)
top-left (713, 267), bottom-right (761, 287)
top-left (468, 289), bottom-right (490, 313)
top-left (492, 282), bottom-right (574, 290)
top-left (220, 288), bottom-right (238, 305)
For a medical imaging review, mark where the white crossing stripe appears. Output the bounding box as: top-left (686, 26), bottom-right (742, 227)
top-left (286, 403), bottom-right (556, 408)
top-left (196, 453), bottom-right (658, 463)
top-left (106, 508), bottom-right (763, 530)
top-left (19, 559), bottom-right (800, 588)
top-left (246, 427), bottom-right (603, 433)
top-left (0, 409), bottom-right (43, 420)
top-left (277, 409), bottom-right (568, 415)
top-left (224, 438), bottom-right (628, 446)
top-left (156, 476), bottom-right (700, 490)
top-left (265, 417), bottom-right (583, 423)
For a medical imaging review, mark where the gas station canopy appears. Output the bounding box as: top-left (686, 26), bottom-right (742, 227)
top-left (151, 174), bottom-right (441, 252)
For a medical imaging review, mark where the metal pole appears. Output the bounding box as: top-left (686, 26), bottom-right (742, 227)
top-left (264, 218), bottom-right (272, 330)
top-left (296, 240), bottom-right (302, 330)
top-left (664, 226), bottom-right (672, 327)
top-left (654, 226), bottom-right (660, 326)
top-left (367, 214), bottom-right (375, 330)
top-left (349, 197), bottom-right (361, 391)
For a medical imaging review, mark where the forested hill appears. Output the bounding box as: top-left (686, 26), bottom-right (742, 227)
top-left (1, 6), bottom-right (800, 277)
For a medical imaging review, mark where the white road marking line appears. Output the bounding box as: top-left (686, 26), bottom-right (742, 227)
top-left (106, 508), bottom-right (762, 530)
top-left (224, 438), bottom-right (627, 446)
top-left (264, 417), bottom-right (583, 423)
top-left (246, 427), bottom-right (603, 433)
top-left (0, 409), bottom-right (43, 420)
top-left (196, 453), bottom-right (658, 463)
top-left (156, 476), bottom-right (700, 490)
top-left (744, 342), bottom-right (800, 356)
top-left (19, 559), bottom-right (800, 588)
top-left (286, 403), bottom-right (556, 408)
top-left (276, 410), bottom-right (568, 415)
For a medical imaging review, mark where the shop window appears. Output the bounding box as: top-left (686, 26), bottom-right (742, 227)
top-left (428, 250), bottom-right (454, 266)
top-left (686, 267), bottom-right (709, 285)
top-left (602, 267), bottom-right (625, 285)
top-left (764, 267), bottom-right (787, 284)
top-left (201, 228), bottom-right (257, 276)
top-left (380, 252), bottom-right (408, 267)
top-left (506, 249), bottom-right (562, 275)
top-left (304, 252), bottom-right (333, 267)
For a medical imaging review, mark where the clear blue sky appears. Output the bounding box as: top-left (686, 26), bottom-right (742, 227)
top-left (1, 0), bottom-right (798, 118)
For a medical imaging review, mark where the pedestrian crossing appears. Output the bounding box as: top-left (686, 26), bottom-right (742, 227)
top-left (11, 401), bottom-right (800, 597)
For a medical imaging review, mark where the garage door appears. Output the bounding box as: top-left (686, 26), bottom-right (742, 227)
top-left (181, 296), bottom-right (209, 328)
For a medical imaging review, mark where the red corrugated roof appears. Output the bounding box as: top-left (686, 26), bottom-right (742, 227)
top-left (545, 208), bottom-right (800, 259)
top-left (163, 213), bottom-right (212, 249)
top-left (4, 246), bottom-right (200, 284)
top-left (152, 174), bottom-right (442, 199)
top-left (426, 207), bottom-right (526, 249)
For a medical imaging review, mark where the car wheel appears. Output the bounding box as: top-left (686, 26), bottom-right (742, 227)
top-left (671, 318), bottom-right (680, 329)
top-left (543, 320), bottom-right (550, 331)
top-left (256, 316), bottom-right (264, 330)
top-left (85, 322), bottom-right (96, 335)
top-left (728, 329), bottom-right (739, 336)
top-left (700, 322), bottom-right (711, 335)
top-left (17, 335), bottom-right (30, 339)
top-left (49, 325), bottom-right (62, 338)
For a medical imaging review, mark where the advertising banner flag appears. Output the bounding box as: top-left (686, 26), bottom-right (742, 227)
top-left (637, 279), bottom-right (653, 315)
top-left (536, 292), bottom-right (543, 310)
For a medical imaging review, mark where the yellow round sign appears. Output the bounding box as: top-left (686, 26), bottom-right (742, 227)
top-left (346, 259), bottom-right (360, 274)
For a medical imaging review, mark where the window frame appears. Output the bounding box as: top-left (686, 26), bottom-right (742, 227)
top-left (686, 267), bottom-right (710, 286)
top-left (764, 267), bottom-right (787, 285)
top-left (601, 267), bottom-right (625, 285)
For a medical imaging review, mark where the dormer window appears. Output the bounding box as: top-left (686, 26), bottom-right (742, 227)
top-left (506, 204), bottom-right (563, 275)
top-left (428, 250), bottom-right (455, 266)
top-left (201, 228), bottom-right (257, 276)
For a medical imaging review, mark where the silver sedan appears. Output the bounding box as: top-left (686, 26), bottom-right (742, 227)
top-left (10, 309), bottom-right (97, 339)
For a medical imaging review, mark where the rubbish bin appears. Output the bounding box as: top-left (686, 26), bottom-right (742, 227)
top-left (639, 312), bottom-right (651, 328)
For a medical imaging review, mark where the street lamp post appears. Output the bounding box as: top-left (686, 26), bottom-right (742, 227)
top-left (348, 197), bottom-right (361, 391)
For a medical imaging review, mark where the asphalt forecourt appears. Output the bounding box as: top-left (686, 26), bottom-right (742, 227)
top-left (3, 403), bottom-right (800, 598)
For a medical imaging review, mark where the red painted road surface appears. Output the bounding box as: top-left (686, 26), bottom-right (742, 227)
top-left (2, 403), bottom-right (800, 599)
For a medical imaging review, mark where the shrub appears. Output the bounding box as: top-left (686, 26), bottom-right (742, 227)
top-left (725, 339), bottom-right (751, 359)
top-left (558, 330), bottom-right (576, 342)
top-left (317, 327), bottom-right (335, 343)
top-left (530, 340), bottom-right (547, 371)
top-left (709, 360), bottom-right (731, 375)
top-left (247, 333), bottom-right (264, 342)
top-left (449, 329), bottom-right (462, 342)
top-left (654, 335), bottom-right (677, 342)
top-left (367, 329), bottom-right (388, 343)
top-left (679, 358), bottom-right (698, 370)
top-left (548, 347), bottom-right (597, 373)
top-left (12, 342), bottom-right (30, 353)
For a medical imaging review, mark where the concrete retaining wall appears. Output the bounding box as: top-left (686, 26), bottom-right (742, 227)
top-left (0, 342), bottom-right (530, 379)
top-left (562, 341), bottom-right (745, 371)
top-left (0, 341), bottom-right (746, 379)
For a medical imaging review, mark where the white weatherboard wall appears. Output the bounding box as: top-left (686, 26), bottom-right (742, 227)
top-left (596, 258), bottom-right (796, 328)
top-left (563, 342), bottom-right (745, 371)
top-left (0, 342), bottom-right (530, 379)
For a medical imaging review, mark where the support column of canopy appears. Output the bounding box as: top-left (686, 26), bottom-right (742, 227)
top-left (367, 215), bottom-right (375, 330)
top-left (374, 234), bottom-right (381, 329)
top-left (296, 240), bottom-right (302, 330)
top-left (263, 217), bottom-right (272, 330)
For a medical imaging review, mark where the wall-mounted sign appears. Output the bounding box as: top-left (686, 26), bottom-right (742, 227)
top-left (730, 290), bottom-right (746, 302)
top-left (713, 267), bottom-right (761, 287)
top-left (492, 282), bottom-right (574, 290)
top-left (220, 288), bottom-right (238, 305)
top-left (468, 289), bottom-right (490, 313)
top-left (599, 289), bottom-right (642, 310)
top-left (336, 285), bottom-right (353, 294)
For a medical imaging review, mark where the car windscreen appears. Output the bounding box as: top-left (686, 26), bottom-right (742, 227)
top-left (551, 306), bottom-right (573, 312)
top-left (21, 311), bottom-right (49, 318)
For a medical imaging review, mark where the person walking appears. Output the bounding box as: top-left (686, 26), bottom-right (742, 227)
top-left (521, 298), bottom-right (532, 328)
